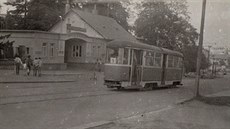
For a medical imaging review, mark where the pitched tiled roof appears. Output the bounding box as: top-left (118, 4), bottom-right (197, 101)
top-left (71, 9), bottom-right (137, 42)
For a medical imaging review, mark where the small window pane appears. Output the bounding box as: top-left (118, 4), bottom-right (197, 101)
top-left (154, 53), bottom-right (162, 67)
top-left (145, 51), bottom-right (154, 66)
top-left (168, 55), bottom-right (173, 67)
top-left (72, 46), bottom-right (75, 57)
top-left (106, 47), bottom-right (128, 65)
top-left (79, 46), bottom-right (82, 57)
top-left (174, 57), bottom-right (179, 68)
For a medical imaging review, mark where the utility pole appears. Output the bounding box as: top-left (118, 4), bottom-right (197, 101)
top-left (195, 0), bottom-right (207, 97)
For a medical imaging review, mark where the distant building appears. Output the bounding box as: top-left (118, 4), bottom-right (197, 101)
top-left (210, 53), bottom-right (229, 70)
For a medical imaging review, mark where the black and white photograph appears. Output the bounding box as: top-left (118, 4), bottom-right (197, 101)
top-left (0, 0), bottom-right (230, 129)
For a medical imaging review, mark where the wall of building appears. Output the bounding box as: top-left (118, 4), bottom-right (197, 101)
top-left (0, 30), bottom-right (66, 69)
top-left (50, 11), bottom-right (104, 39)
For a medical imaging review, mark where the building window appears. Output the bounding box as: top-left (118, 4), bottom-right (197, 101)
top-left (72, 45), bottom-right (76, 57)
top-left (42, 43), bottom-right (47, 57)
top-left (50, 43), bottom-right (54, 57)
top-left (26, 47), bottom-right (30, 54)
top-left (79, 45), bottom-right (82, 57)
top-left (72, 45), bottom-right (82, 57)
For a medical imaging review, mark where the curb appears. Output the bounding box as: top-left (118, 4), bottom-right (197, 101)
top-left (42, 73), bottom-right (83, 76)
top-left (0, 80), bottom-right (76, 84)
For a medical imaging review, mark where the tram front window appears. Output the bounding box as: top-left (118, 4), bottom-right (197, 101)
top-left (107, 47), bottom-right (128, 65)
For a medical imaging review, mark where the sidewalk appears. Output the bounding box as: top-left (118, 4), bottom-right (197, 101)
top-left (92, 90), bottom-right (230, 129)
top-left (0, 69), bottom-right (95, 83)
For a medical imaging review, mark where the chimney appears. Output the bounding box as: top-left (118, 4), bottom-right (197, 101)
top-left (65, 0), bottom-right (70, 14)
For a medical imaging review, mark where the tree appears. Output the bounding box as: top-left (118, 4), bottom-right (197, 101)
top-left (25, 0), bottom-right (65, 31)
top-left (4, 0), bottom-right (65, 31)
top-left (4, 0), bottom-right (29, 29)
top-left (0, 34), bottom-right (14, 59)
top-left (134, 0), bottom-right (198, 51)
top-left (106, 2), bottom-right (130, 31)
top-left (134, 0), bottom-right (205, 72)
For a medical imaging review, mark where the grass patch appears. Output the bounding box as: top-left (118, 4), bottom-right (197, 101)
top-left (197, 96), bottom-right (230, 106)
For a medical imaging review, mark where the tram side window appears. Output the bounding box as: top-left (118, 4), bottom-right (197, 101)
top-left (173, 56), bottom-right (183, 68)
top-left (154, 53), bottom-right (162, 67)
top-left (107, 47), bottom-right (128, 65)
top-left (167, 55), bottom-right (174, 68)
top-left (178, 57), bottom-right (183, 68)
top-left (145, 51), bottom-right (154, 66)
top-left (173, 56), bottom-right (179, 68)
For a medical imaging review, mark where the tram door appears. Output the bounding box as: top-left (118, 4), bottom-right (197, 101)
top-left (161, 54), bottom-right (167, 85)
top-left (131, 49), bottom-right (142, 85)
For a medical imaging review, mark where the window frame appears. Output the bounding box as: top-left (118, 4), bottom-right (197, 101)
top-left (106, 47), bottom-right (130, 66)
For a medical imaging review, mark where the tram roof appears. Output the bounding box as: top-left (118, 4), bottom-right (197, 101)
top-left (107, 40), bottom-right (183, 57)
top-left (107, 40), bottom-right (162, 52)
top-left (161, 48), bottom-right (183, 57)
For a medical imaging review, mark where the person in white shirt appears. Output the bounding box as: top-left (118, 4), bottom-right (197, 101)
top-left (38, 57), bottom-right (42, 77)
top-left (14, 55), bottom-right (22, 75)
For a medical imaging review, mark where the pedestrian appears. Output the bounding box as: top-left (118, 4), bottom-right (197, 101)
top-left (95, 58), bottom-right (102, 72)
top-left (33, 58), bottom-right (39, 76)
top-left (25, 55), bottom-right (33, 76)
top-left (98, 58), bottom-right (102, 72)
top-left (14, 55), bottom-right (22, 75)
top-left (38, 57), bottom-right (42, 77)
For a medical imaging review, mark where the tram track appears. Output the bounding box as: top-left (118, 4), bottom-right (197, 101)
top-left (0, 89), bottom-right (125, 106)
top-left (0, 81), bottom-right (95, 89)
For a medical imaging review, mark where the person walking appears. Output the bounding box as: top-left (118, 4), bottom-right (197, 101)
top-left (14, 55), bottom-right (22, 75)
top-left (25, 55), bottom-right (33, 76)
top-left (38, 57), bottom-right (42, 77)
top-left (33, 58), bottom-right (39, 76)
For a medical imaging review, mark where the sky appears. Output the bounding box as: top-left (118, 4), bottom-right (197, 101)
top-left (0, 0), bottom-right (229, 50)
top-left (187, 0), bottom-right (230, 51)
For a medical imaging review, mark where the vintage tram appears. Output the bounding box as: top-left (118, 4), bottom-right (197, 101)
top-left (104, 40), bottom-right (183, 90)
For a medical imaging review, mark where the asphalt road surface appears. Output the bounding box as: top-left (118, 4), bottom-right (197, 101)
top-left (0, 73), bottom-right (229, 129)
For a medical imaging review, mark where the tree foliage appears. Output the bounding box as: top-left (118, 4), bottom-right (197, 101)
top-left (4, 0), bottom-right (65, 31)
top-left (134, 0), bottom-right (210, 72)
top-left (4, 0), bottom-right (130, 31)
top-left (183, 45), bottom-right (209, 72)
top-left (4, 0), bottom-right (29, 29)
top-left (135, 0), bottom-right (198, 51)
top-left (26, 0), bottom-right (65, 31)
top-left (0, 34), bottom-right (14, 59)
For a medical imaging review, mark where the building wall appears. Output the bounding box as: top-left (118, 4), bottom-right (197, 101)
top-left (50, 11), bottom-right (104, 39)
top-left (65, 38), bottom-right (107, 64)
top-left (0, 31), bottom-right (65, 67)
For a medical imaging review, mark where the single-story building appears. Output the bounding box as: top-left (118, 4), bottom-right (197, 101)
top-left (0, 9), bottom-right (137, 70)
